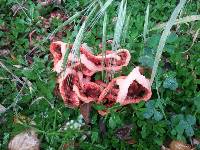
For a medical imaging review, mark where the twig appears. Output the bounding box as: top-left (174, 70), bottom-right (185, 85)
top-left (150, 15), bottom-right (200, 31)
top-left (182, 28), bottom-right (200, 53)
top-left (0, 61), bottom-right (24, 85)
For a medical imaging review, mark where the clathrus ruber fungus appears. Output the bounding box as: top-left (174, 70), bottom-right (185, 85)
top-left (50, 41), bottom-right (152, 115)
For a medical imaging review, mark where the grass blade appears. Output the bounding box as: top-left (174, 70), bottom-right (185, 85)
top-left (143, 3), bottom-right (150, 45)
top-left (88, 0), bottom-right (114, 31)
top-left (62, 43), bottom-right (70, 69)
top-left (64, 21), bottom-right (86, 86)
top-left (101, 11), bottom-right (108, 81)
top-left (150, 0), bottom-right (187, 85)
top-left (151, 15), bottom-right (200, 31)
top-left (125, 15), bottom-right (200, 43)
top-left (122, 13), bottom-right (131, 44)
top-left (107, 0), bottom-right (127, 80)
top-left (71, 21), bottom-right (86, 64)
top-left (44, 1), bottom-right (97, 42)
top-left (62, 3), bottom-right (98, 69)
top-left (83, 0), bottom-right (98, 16)
top-left (112, 0), bottom-right (127, 51)
top-left (98, 0), bottom-right (108, 51)
top-left (102, 13), bottom-right (108, 52)
top-left (97, 0), bottom-right (108, 81)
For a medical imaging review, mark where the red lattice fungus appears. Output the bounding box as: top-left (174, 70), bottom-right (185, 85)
top-left (50, 41), bottom-right (152, 115)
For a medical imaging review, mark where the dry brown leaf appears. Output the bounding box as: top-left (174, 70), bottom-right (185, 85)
top-left (37, 0), bottom-right (52, 6)
top-left (193, 138), bottom-right (200, 146)
top-left (8, 130), bottom-right (40, 150)
top-left (13, 113), bottom-right (36, 125)
top-left (99, 117), bottom-right (106, 135)
top-left (11, 3), bottom-right (27, 16)
top-left (0, 104), bottom-right (6, 113)
top-left (0, 49), bottom-right (10, 56)
top-left (126, 139), bottom-right (136, 145)
top-left (115, 124), bottom-right (132, 140)
top-left (80, 102), bottom-right (92, 124)
top-left (161, 145), bottom-right (170, 150)
top-left (169, 140), bottom-right (192, 150)
top-left (37, 0), bottom-right (61, 6)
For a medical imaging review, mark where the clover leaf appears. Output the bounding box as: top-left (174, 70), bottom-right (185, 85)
top-left (163, 77), bottom-right (178, 91)
top-left (143, 99), bottom-right (163, 121)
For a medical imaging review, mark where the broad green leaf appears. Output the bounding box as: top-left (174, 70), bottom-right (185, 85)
top-left (109, 116), bottom-right (116, 129)
top-left (22, 68), bottom-right (37, 80)
top-left (147, 34), bottom-right (160, 49)
top-left (36, 80), bottom-right (53, 99)
top-left (154, 138), bottom-right (163, 146)
top-left (164, 45), bottom-right (175, 54)
top-left (91, 132), bottom-right (99, 143)
top-left (166, 33), bottom-right (178, 44)
top-left (194, 96), bottom-right (200, 112)
top-left (92, 104), bottom-right (106, 110)
top-left (141, 126), bottom-right (147, 138)
top-left (109, 114), bottom-right (121, 129)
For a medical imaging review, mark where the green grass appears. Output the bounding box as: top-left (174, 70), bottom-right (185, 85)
top-left (0, 0), bottom-right (200, 149)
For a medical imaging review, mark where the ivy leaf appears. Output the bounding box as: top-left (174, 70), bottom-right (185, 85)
top-left (163, 77), bottom-right (178, 91)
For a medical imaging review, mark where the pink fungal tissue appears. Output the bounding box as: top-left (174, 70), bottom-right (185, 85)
top-left (50, 41), bottom-right (152, 115)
